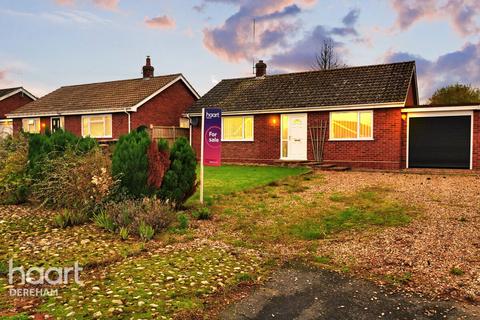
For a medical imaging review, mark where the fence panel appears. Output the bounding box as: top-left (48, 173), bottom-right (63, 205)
top-left (149, 126), bottom-right (189, 146)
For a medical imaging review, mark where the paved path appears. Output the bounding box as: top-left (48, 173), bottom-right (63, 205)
top-left (220, 266), bottom-right (478, 320)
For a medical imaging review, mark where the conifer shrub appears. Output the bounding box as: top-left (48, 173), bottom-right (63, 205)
top-left (111, 130), bottom-right (151, 197)
top-left (159, 137), bottom-right (197, 207)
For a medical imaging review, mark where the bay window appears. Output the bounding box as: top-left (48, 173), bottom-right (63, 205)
top-left (222, 116), bottom-right (254, 141)
top-left (82, 114), bottom-right (112, 138)
top-left (330, 111), bottom-right (373, 140)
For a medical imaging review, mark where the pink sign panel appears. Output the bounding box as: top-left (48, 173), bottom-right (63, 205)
top-left (203, 108), bottom-right (222, 166)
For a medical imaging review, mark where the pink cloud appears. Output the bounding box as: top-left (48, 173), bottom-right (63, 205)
top-left (145, 15), bottom-right (176, 29)
top-left (0, 70), bottom-right (6, 80)
top-left (202, 0), bottom-right (316, 62)
top-left (92, 0), bottom-right (118, 10)
top-left (55, 0), bottom-right (75, 5)
top-left (390, 0), bottom-right (480, 36)
top-left (54, 0), bottom-right (119, 11)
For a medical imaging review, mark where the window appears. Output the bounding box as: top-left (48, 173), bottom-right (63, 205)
top-left (82, 114), bottom-right (112, 138)
top-left (51, 117), bottom-right (64, 132)
top-left (22, 118), bottom-right (41, 134)
top-left (0, 120), bottom-right (13, 137)
top-left (222, 116), bottom-right (254, 141)
top-left (330, 111), bottom-right (373, 140)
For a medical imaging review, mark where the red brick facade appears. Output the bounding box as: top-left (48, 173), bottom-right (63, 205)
top-left (192, 108), bottom-right (405, 169)
top-left (12, 81), bottom-right (197, 140)
top-left (0, 92), bottom-right (34, 119)
top-left (191, 108), bottom-right (480, 170)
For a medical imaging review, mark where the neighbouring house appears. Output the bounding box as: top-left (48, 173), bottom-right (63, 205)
top-left (7, 57), bottom-right (199, 141)
top-left (186, 60), bottom-right (480, 170)
top-left (0, 87), bottom-right (36, 137)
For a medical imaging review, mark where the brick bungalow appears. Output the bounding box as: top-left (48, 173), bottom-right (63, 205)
top-left (7, 57), bottom-right (199, 140)
top-left (187, 61), bottom-right (480, 170)
top-left (0, 87), bottom-right (36, 137)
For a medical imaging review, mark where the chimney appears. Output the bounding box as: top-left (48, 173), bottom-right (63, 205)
top-left (255, 60), bottom-right (267, 77)
top-left (142, 56), bottom-right (154, 78)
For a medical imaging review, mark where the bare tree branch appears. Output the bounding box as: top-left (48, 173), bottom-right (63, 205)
top-left (312, 39), bottom-right (346, 70)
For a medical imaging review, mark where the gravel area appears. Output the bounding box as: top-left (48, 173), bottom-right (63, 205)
top-left (313, 171), bottom-right (480, 303)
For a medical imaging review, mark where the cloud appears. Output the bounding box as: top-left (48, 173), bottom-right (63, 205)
top-left (54, 0), bottom-right (119, 11)
top-left (384, 42), bottom-right (480, 101)
top-left (0, 70), bottom-right (6, 81)
top-left (389, 0), bottom-right (480, 36)
top-left (145, 15), bottom-right (176, 29)
top-left (202, 0), bottom-right (315, 62)
top-left (331, 8), bottom-right (360, 36)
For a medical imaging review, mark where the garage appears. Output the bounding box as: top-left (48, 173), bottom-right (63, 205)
top-left (407, 112), bottom-right (472, 169)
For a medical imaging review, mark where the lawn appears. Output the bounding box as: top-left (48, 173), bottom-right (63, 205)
top-left (190, 165), bottom-right (310, 203)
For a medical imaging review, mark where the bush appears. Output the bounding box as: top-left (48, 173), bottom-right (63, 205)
top-left (53, 209), bottom-right (89, 228)
top-left (94, 211), bottom-right (116, 233)
top-left (112, 130), bottom-right (150, 197)
top-left (31, 149), bottom-right (115, 212)
top-left (138, 221), bottom-right (155, 242)
top-left (177, 213), bottom-right (189, 230)
top-left (159, 137), bottom-right (197, 207)
top-left (192, 206), bottom-right (212, 220)
top-left (0, 134), bottom-right (30, 204)
top-left (27, 130), bottom-right (97, 180)
top-left (103, 198), bottom-right (174, 236)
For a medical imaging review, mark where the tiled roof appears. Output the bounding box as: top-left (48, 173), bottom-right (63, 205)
top-left (187, 61), bottom-right (416, 114)
top-left (0, 87), bottom-right (23, 99)
top-left (8, 74), bottom-right (183, 116)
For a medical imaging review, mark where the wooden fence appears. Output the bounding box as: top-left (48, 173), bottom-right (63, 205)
top-left (149, 126), bottom-right (189, 145)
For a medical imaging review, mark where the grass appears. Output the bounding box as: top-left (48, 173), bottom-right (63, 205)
top-left (190, 165), bottom-right (310, 203)
top-left (213, 179), bottom-right (416, 249)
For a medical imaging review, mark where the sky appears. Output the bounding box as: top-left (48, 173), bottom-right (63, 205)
top-left (0, 0), bottom-right (479, 102)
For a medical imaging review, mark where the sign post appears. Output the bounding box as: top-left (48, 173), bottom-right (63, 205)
top-left (200, 108), bottom-right (222, 204)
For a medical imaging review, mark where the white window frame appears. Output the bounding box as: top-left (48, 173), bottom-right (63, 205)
top-left (221, 115), bottom-right (254, 142)
top-left (50, 116), bottom-right (64, 132)
top-left (81, 114), bottom-right (112, 138)
top-left (329, 110), bottom-right (374, 141)
top-left (22, 118), bottom-right (41, 134)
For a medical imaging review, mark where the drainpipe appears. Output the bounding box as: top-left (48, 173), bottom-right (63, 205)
top-left (186, 114), bottom-right (192, 146)
top-left (124, 108), bottom-right (131, 133)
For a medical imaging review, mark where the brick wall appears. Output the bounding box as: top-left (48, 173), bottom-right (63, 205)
top-left (309, 109), bottom-right (404, 170)
top-left (12, 80), bottom-right (196, 140)
top-left (191, 108), bottom-right (404, 169)
top-left (192, 114), bottom-right (281, 163)
top-left (0, 92), bottom-right (34, 119)
top-left (131, 81), bottom-right (197, 130)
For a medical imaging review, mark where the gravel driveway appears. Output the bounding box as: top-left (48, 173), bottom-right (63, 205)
top-left (311, 171), bottom-right (480, 303)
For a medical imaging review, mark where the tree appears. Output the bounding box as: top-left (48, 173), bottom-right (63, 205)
top-left (429, 83), bottom-right (480, 105)
top-left (159, 137), bottom-right (197, 207)
top-left (313, 39), bottom-right (346, 70)
top-left (112, 130), bottom-right (151, 197)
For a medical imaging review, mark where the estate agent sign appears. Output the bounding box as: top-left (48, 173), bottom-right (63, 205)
top-left (202, 108), bottom-right (222, 166)
top-left (200, 108), bottom-right (222, 203)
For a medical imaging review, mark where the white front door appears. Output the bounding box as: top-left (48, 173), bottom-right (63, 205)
top-left (281, 113), bottom-right (308, 160)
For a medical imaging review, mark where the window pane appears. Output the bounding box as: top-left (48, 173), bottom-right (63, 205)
top-left (223, 117), bottom-right (243, 140)
top-left (22, 118), bottom-right (40, 134)
top-left (104, 115), bottom-right (112, 137)
top-left (244, 116), bottom-right (253, 140)
top-left (281, 115), bottom-right (288, 140)
top-left (282, 141), bottom-right (288, 158)
top-left (331, 112), bottom-right (358, 139)
top-left (82, 118), bottom-right (89, 137)
top-left (359, 112), bottom-right (372, 138)
top-left (90, 121), bottom-right (105, 137)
